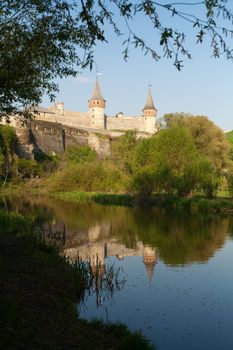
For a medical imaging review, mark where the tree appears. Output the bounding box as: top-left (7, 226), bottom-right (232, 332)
top-left (111, 130), bottom-right (137, 174)
top-left (186, 156), bottom-right (219, 198)
top-left (0, 0), bottom-right (102, 119)
top-left (131, 166), bottom-right (157, 197)
top-left (1, 1), bottom-right (233, 119)
top-left (162, 113), bottom-right (230, 174)
top-left (0, 125), bottom-right (17, 186)
top-left (133, 125), bottom-right (200, 196)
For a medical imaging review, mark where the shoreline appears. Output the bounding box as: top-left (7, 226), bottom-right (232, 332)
top-left (1, 183), bottom-right (233, 213)
top-left (51, 191), bottom-right (233, 213)
top-left (0, 210), bottom-right (154, 350)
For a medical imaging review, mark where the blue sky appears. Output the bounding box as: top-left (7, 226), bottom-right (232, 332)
top-left (42, 3), bottom-right (233, 131)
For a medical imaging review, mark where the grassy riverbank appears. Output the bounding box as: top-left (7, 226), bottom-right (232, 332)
top-left (0, 210), bottom-right (154, 350)
top-left (1, 180), bottom-right (233, 213)
top-left (52, 191), bottom-right (134, 206)
top-left (51, 191), bottom-right (233, 213)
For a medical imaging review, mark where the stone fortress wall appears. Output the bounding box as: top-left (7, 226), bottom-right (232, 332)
top-left (36, 79), bottom-right (159, 135)
top-left (37, 106), bottom-right (156, 134)
top-left (4, 80), bottom-right (159, 158)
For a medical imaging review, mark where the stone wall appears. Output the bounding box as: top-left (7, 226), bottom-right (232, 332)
top-left (31, 121), bottom-right (65, 154)
top-left (106, 115), bottom-right (142, 131)
top-left (38, 108), bottom-right (92, 129)
top-left (36, 105), bottom-right (158, 134)
top-left (15, 120), bottom-right (111, 158)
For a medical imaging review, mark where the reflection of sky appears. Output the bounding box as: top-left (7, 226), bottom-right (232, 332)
top-left (42, 3), bottom-right (233, 130)
top-left (81, 239), bottom-right (233, 350)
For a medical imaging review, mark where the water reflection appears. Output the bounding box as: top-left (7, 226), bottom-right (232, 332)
top-left (2, 196), bottom-right (233, 349)
top-left (1, 195), bottom-right (231, 269)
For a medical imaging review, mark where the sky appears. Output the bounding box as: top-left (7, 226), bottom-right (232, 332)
top-left (42, 2), bottom-right (233, 131)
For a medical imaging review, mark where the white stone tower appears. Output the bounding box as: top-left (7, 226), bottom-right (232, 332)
top-left (142, 88), bottom-right (158, 133)
top-left (143, 245), bottom-right (157, 282)
top-left (88, 79), bottom-right (106, 129)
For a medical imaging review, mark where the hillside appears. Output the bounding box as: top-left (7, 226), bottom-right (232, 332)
top-left (226, 130), bottom-right (233, 145)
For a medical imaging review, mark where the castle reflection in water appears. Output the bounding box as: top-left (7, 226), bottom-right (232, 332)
top-left (48, 221), bottom-right (157, 282)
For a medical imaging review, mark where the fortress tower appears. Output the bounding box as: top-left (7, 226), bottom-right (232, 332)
top-left (142, 88), bottom-right (157, 133)
top-left (88, 79), bottom-right (106, 129)
top-left (143, 245), bottom-right (157, 282)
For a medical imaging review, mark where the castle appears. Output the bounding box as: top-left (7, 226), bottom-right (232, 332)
top-left (4, 80), bottom-right (159, 158)
top-left (35, 79), bottom-right (159, 135)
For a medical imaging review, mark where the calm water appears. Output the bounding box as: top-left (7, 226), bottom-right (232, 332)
top-left (2, 196), bottom-right (233, 350)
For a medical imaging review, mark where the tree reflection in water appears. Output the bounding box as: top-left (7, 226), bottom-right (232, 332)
top-left (1, 195), bottom-right (231, 267)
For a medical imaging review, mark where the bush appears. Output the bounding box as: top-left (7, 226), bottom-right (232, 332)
top-left (0, 210), bottom-right (31, 234)
top-left (63, 146), bottom-right (96, 164)
top-left (17, 158), bottom-right (42, 179)
top-left (131, 167), bottom-right (156, 197)
top-left (49, 161), bottom-right (127, 193)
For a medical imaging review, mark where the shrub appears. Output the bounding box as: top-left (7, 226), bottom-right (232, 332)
top-left (63, 146), bottom-right (96, 164)
top-left (131, 167), bottom-right (156, 197)
top-left (48, 161), bottom-right (127, 193)
top-left (17, 158), bottom-right (42, 178)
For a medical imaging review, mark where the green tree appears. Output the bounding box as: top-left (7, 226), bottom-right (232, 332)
top-left (1, 1), bottom-right (233, 118)
top-left (0, 125), bottom-right (17, 186)
top-left (17, 158), bottom-right (42, 179)
top-left (162, 113), bottom-right (230, 174)
top-left (131, 167), bottom-right (156, 197)
top-left (152, 126), bottom-right (200, 196)
top-left (132, 125), bottom-right (219, 197)
top-left (187, 156), bottom-right (219, 198)
top-left (111, 130), bottom-right (137, 174)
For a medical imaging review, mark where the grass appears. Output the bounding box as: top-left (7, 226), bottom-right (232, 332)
top-left (2, 179), bottom-right (233, 213)
top-left (0, 210), bottom-right (154, 350)
top-left (52, 191), bottom-right (134, 206)
top-left (51, 190), bottom-right (233, 213)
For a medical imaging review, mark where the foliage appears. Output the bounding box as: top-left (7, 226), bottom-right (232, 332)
top-left (1, 1), bottom-right (233, 118)
top-left (162, 113), bottom-right (230, 173)
top-left (131, 167), bottom-right (156, 197)
top-left (111, 130), bottom-right (137, 174)
top-left (0, 0), bottom-right (100, 119)
top-left (133, 126), bottom-right (197, 196)
top-left (63, 145), bottom-right (96, 164)
top-left (47, 145), bottom-right (128, 193)
top-left (225, 162), bottom-right (233, 198)
top-left (226, 130), bottom-right (233, 146)
top-left (0, 124), bottom-right (17, 153)
top-left (131, 124), bottom-right (224, 197)
top-left (52, 191), bottom-right (133, 206)
top-left (0, 125), bottom-right (61, 183)
top-left (0, 209), bottom-right (31, 234)
top-left (49, 160), bottom-right (127, 193)
top-left (1, 116), bottom-right (232, 199)
top-left (225, 130), bottom-right (233, 164)
top-left (17, 158), bottom-right (42, 179)
top-left (0, 125), bottom-right (17, 184)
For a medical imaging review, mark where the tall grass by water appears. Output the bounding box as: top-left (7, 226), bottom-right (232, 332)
top-left (51, 190), bottom-right (233, 213)
top-left (52, 191), bottom-right (134, 206)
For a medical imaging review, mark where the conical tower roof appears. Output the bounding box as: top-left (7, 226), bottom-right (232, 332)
top-left (143, 260), bottom-right (156, 282)
top-left (89, 79), bottom-right (105, 101)
top-left (142, 88), bottom-right (156, 111)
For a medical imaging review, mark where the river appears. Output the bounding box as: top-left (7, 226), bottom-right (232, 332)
top-left (2, 195), bottom-right (233, 350)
